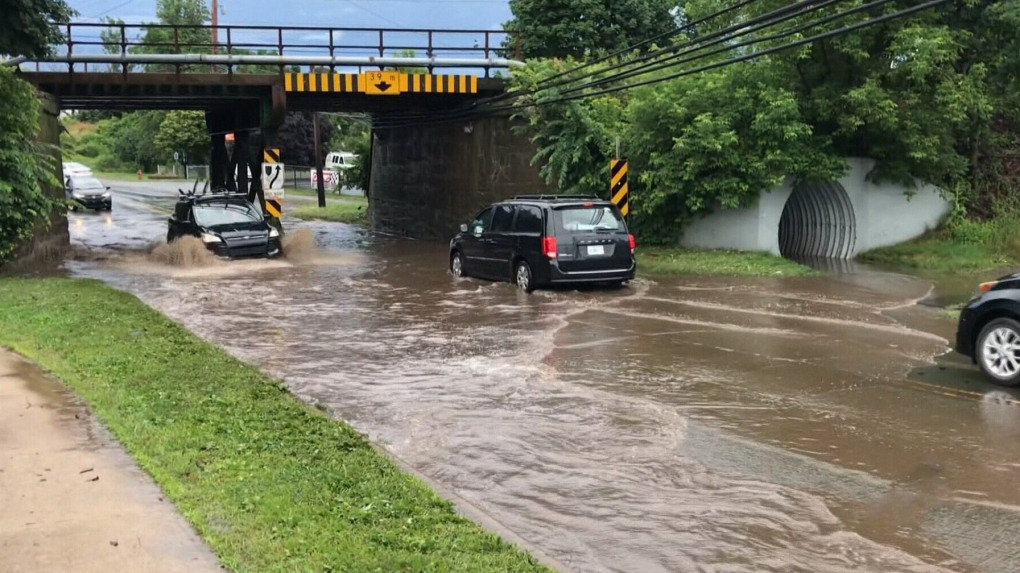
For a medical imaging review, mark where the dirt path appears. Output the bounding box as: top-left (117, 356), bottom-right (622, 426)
top-left (0, 349), bottom-right (222, 573)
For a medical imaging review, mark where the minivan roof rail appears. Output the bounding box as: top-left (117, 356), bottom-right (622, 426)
top-left (511, 194), bottom-right (602, 201)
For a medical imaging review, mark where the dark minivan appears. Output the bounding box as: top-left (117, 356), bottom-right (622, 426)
top-left (449, 195), bottom-right (635, 292)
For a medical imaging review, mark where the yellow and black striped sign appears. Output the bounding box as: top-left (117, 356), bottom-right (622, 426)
top-left (263, 148), bottom-right (280, 164)
top-left (265, 198), bottom-right (282, 218)
top-left (284, 72), bottom-right (360, 93)
top-left (611, 159), bottom-right (629, 217)
top-left (283, 72), bottom-right (478, 95)
top-left (406, 74), bottom-right (478, 94)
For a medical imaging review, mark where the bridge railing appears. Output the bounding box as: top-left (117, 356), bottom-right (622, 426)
top-left (27, 22), bottom-right (520, 77)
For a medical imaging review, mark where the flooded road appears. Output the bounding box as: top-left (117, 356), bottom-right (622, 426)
top-left (61, 181), bottom-right (1020, 573)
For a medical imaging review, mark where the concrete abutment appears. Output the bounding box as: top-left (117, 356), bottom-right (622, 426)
top-left (368, 113), bottom-right (546, 240)
top-left (9, 91), bottom-right (70, 268)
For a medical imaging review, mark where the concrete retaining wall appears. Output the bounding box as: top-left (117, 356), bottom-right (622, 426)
top-left (680, 157), bottom-right (952, 259)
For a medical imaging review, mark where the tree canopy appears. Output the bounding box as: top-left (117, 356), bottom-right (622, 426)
top-left (511, 0), bottom-right (1015, 243)
top-left (0, 0), bottom-right (75, 58)
top-left (503, 0), bottom-right (682, 60)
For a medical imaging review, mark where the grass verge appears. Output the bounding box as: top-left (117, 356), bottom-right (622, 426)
top-left (857, 211), bottom-right (1020, 273)
top-left (291, 197), bottom-right (368, 226)
top-left (0, 278), bottom-right (549, 573)
top-left (857, 234), bottom-right (1017, 273)
top-left (638, 247), bottom-right (819, 277)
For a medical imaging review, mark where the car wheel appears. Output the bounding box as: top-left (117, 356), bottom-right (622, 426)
top-left (977, 317), bottom-right (1020, 386)
top-left (515, 260), bottom-right (534, 293)
top-left (450, 251), bottom-right (465, 278)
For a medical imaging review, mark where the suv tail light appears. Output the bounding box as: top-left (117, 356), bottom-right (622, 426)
top-left (542, 236), bottom-right (557, 259)
top-left (628, 234), bottom-right (636, 253)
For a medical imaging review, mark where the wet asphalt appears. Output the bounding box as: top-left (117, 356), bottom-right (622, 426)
top-left (59, 180), bottom-right (1020, 573)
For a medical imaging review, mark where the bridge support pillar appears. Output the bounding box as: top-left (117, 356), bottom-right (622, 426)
top-left (205, 110), bottom-right (233, 192)
top-left (9, 91), bottom-right (70, 267)
top-left (368, 112), bottom-right (545, 240)
top-left (204, 107), bottom-right (278, 227)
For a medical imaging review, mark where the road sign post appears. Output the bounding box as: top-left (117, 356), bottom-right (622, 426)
top-left (262, 148), bottom-right (284, 218)
top-left (610, 158), bottom-right (629, 218)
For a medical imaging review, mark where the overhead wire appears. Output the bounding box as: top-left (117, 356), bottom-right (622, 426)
top-left (359, 0), bottom-right (873, 129)
top-left (361, 0), bottom-right (952, 131)
top-left (350, 0), bottom-right (854, 129)
top-left (483, 0), bottom-right (843, 106)
top-left (551, 0), bottom-right (896, 98)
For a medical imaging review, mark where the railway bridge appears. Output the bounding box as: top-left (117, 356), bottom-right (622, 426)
top-left (8, 22), bottom-right (546, 241)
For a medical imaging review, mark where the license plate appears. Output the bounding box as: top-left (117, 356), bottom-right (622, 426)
top-left (587, 245), bottom-right (605, 256)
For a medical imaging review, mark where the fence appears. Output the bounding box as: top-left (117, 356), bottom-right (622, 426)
top-left (156, 164), bottom-right (209, 180)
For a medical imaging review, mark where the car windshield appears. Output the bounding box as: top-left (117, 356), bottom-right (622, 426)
top-left (555, 205), bottom-right (624, 232)
top-left (72, 177), bottom-right (105, 190)
top-left (193, 203), bottom-right (262, 226)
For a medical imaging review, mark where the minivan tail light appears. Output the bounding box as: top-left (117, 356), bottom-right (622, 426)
top-left (628, 234), bottom-right (636, 253)
top-left (543, 236), bottom-right (557, 259)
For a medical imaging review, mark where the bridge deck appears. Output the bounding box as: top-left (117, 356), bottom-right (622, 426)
top-left (21, 71), bottom-right (506, 112)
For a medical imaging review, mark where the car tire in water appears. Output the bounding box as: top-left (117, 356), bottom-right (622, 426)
top-left (976, 317), bottom-right (1020, 386)
top-left (450, 251), bottom-right (465, 278)
top-left (515, 260), bottom-right (534, 293)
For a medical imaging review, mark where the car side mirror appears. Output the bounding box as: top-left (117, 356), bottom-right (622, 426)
top-left (106, 186), bottom-right (111, 190)
top-left (459, 223), bottom-right (468, 233)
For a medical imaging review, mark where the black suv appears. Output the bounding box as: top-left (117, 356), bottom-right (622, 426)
top-left (449, 195), bottom-right (635, 292)
top-left (955, 272), bottom-right (1020, 386)
top-left (168, 192), bottom-right (282, 259)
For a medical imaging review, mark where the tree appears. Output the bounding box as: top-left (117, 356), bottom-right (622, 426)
top-left (502, 0), bottom-right (681, 60)
top-left (0, 0), bottom-right (75, 58)
top-left (276, 112), bottom-right (335, 167)
top-left (0, 68), bottom-right (59, 263)
top-left (512, 0), bottom-right (1005, 243)
top-left (131, 0), bottom-right (212, 72)
top-left (154, 111), bottom-right (209, 165)
top-left (385, 49), bottom-right (428, 75)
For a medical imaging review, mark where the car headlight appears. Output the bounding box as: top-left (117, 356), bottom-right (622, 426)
top-left (269, 228), bottom-right (280, 238)
top-left (200, 232), bottom-right (222, 244)
top-left (72, 193), bottom-right (84, 199)
top-left (102, 192), bottom-right (111, 198)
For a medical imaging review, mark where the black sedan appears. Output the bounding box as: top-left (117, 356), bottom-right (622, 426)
top-left (956, 271), bottom-right (1020, 386)
top-left (65, 175), bottom-right (112, 211)
top-left (168, 194), bottom-right (282, 259)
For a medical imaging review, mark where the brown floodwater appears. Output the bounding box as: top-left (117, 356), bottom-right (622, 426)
top-left (55, 181), bottom-right (1020, 572)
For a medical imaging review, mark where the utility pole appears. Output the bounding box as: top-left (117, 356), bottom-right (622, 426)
top-left (211, 0), bottom-right (218, 55)
top-left (314, 112), bottom-right (326, 207)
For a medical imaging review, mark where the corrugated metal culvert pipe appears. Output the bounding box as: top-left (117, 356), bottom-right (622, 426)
top-left (778, 181), bottom-right (857, 260)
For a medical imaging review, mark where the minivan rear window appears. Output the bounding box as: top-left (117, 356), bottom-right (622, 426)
top-left (555, 206), bottom-right (624, 233)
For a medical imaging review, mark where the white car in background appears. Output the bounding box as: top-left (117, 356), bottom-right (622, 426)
top-left (62, 162), bottom-right (93, 178)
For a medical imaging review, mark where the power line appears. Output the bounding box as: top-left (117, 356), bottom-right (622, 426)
top-left (553, 0), bottom-right (887, 99)
top-left (482, 0), bottom-right (848, 107)
top-left (341, 0), bottom-right (407, 28)
top-left (506, 0), bottom-right (766, 95)
top-left (363, 0), bottom-right (952, 132)
top-left (91, 0), bottom-right (141, 18)
top-left (357, 0), bottom-right (864, 128)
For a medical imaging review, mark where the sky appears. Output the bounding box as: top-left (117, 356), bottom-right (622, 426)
top-left (69, 0), bottom-right (513, 32)
top-left (49, 0), bottom-right (517, 70)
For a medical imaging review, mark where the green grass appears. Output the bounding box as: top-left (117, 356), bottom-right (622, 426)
top-left (637, 247), bottom-right (819, 277)
top-left (857, 212), bottom-right (1020, 273)
top-left (291, 197), bottom-right (368, 226)
top-left (0, 278), bottom-right (550, 573)
top-left (858, 233), bottom-right (1018, 273)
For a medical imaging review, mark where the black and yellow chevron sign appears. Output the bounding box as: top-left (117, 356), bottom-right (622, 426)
top-left (265, 198), bottom-right (282, 218)
top-left (263, 148), bottom-right (280, 164)
top-left (610, 159), bottom-right (629, 217)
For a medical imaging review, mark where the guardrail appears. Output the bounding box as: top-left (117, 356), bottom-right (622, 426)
top-left (19, 22), bottom-right (521, 76)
